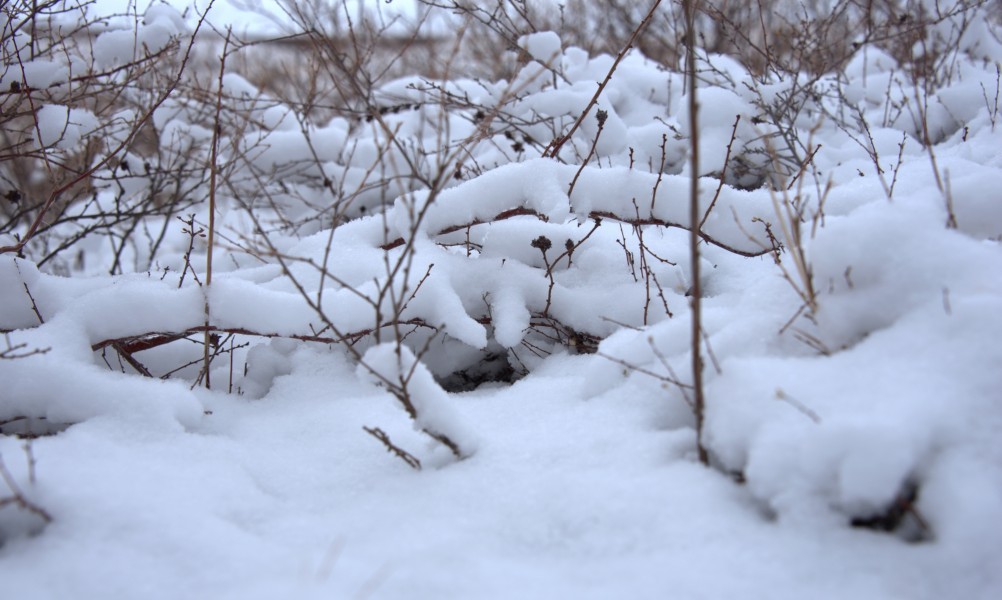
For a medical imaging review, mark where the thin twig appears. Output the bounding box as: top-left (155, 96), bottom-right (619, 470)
top-left (567, 111), bottom-right (607, 198)
top-left (203, 29), bottom-right (232, 389)
top-left (543, 0), bottom-right (663, 159)
top-left (0, 452), bottom-right (52, 523)
top-left (363, 426), bottom-right (422, 470)
top-left (684, 0), bottom-right (709, 466)
top-left (700, 115), bottom-right (741, 229)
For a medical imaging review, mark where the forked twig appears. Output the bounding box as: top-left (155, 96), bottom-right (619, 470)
top-left (363, 426), bottom-right (422, 470)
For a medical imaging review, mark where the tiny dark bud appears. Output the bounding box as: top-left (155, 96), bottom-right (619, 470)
top-left (474, 109), bottom-right (485, 121)
top-left (596, 109), bottom-right (608, 127)
top-left (5, 189), bottom-right (21, 203)
top-left (530, 235), bottom-right (552, 252)
top-left (565, 239), bottom-right (574, 252)
top-left (9, 81), bottom-right (21, 93)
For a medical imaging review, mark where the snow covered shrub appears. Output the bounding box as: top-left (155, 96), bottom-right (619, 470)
top-left (0, 2), bottom-right (211, 274)
top-left (396, 0), bottom-right (1002, 527)
top-left (1, 1), bottom-right (1001, 569)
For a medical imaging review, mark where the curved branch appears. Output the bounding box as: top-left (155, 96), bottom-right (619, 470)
top-left (90, 319), bottom-right (444, 355)
top-left (588, 211), bottom-right (771, 257)
top-left (380, 207), bottom-right (771, 257)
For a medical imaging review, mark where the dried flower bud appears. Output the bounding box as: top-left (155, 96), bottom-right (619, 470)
top-left (530, 235), bottom-right (552, 252)
top-left (596, 109), bottom-right (608, 127)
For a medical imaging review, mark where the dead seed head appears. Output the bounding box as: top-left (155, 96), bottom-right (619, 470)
top-left (530, 235), bottom-right (552, 252)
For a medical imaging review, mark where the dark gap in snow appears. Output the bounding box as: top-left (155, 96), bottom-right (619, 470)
top-left (437, 351), bottom-right (518, 393)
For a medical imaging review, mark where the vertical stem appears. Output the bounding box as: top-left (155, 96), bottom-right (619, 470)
top-left (684, 0), bottom-right (709, 466)
top-left (204, 31), bottom-right (231, 389)
top-left (30, 0), bottom-right (38, 59)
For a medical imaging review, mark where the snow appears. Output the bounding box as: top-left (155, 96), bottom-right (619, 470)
top-left (3, 2), bottom-right (1002, 598)
top-left (35, 105), bottom-right (100, 150)
top-left (519, 31), bottom-right (562, 65)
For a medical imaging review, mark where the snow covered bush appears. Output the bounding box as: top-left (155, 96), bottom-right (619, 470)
top-left (0, 1), bottom-right (211, 274)
top-left (1, 1), bottom-right (1002, 596)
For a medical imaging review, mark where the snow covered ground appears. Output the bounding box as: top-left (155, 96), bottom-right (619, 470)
top-left (2, 2), bottom-right (1001, 598)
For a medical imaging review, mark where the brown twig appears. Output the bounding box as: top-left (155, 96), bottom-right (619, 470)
top-left (530, 236), bottom-right (556, 315)
top-left (700, 114), bottom-right (742, 229)
top-left (89, 320), bottom-right (444, 355)
top-left (380, 207), bottom-right (769, 258)
top-left (0, 451), bottom-right (52, 524)
top-left (363, 426), bottom-right (422, 470)
top-left (542, 0), bottom-right (663, 160)
top-left (596, 346), bottom-right (693, 410)
top-left (14, 260), bottom-right (44, 325)
top-left (785, 143), bottom-right (823, 192)
top-left (684, 0), bottom-right (709, 466)
top-left (203, 29), bottom-right (231, 390)
top-left (110, 341), bottom-right (153, 377)
top-left (651, 134), bottom-right (668, 210)
top-left (1, 334), bottom-right (50, 360)
top-left (567, 110), bottom-right (607, 198)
